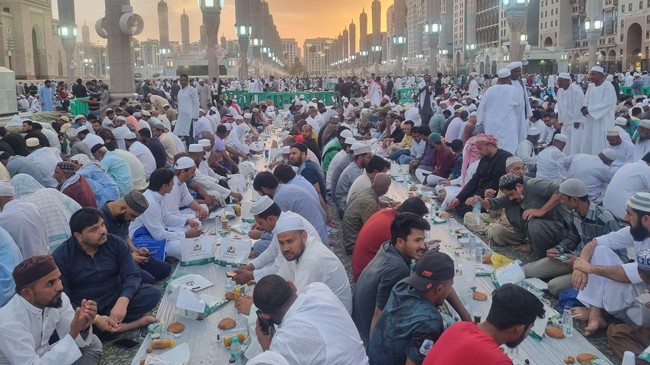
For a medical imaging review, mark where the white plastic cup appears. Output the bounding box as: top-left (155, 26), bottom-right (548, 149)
top-left (622, 351), bottom-right (636, 365)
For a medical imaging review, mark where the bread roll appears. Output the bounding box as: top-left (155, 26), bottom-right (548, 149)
top-left (218, 317), bottom-right (237, 330)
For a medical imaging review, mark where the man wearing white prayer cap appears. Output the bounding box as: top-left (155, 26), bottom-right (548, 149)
top-left (576, 64), bottom-right (617, 155)
top-left (558, 72), bottom-right (571, 81)
top-left (508, 61), bottom-right (532, 126)
top-left (186, 143), bottom-right (241, 206)
top-left (247, 351), bottom-right (290, 365)
top-left (556, 69), bottom-right (586, 155)
top-left (535, 133), bottom-right (568, 182)
top-left (634, 120), bottom-right (650, 161)
top-left (477, 68), bottom-right (526, 154)
top-left (572, 192), bottom-right (650, 335)
top-left (557, 148), bottom-right (615, 204)
top-left (0, 180), bottom-right (49, 259)
top-left (514, 127), bottom-right (541, 171)
top-left (606, 128), bottom-right (635, 174)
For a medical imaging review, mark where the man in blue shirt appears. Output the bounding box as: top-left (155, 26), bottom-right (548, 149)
top-left (53, 208), bottom-right (161, 333)
top-left (288, 143), bottom-right (327, 209)
top-left (367, 251), bottom-right (457, 365)
top-left (38, 80), bottom-right (54, 111)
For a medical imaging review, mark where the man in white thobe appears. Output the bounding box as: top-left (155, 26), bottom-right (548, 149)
top-left (508, 62), bottom-right (532, 128)
top-left (174, 75), bottom-right (200, 141)
top-left (555, 73), bottom-right (585, 155)
top-left (535, 134), bottom-right (567, 183)
top-left (607, 128), bottom-right (635, 174)
top-left (0, 181), bottom-right (49, 259)
top-left (477, 68), bottom-right (524, 154)
top-left (579, 66), bottom-right (617, 155)
top-left (558, 149), bottom-right (616, 204)
top-left (368, 78), bottom-right (383, 107)
top-left (603, 157), bottom-right (650, 220)
top-left (572, 193), bottom-right (650, 336)
top-left (197, 79), bottom-right (211, 112)
top-left (634, 120), bottom-right (650, 161)
top-left (514, 127), bottom-right (540, 171)
top-left (125, 132), bottom-right (156, 180)
top-left (468, 75), bottom-right (479, 98)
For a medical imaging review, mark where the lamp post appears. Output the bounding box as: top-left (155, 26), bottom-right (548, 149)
top-left (261, 46), bottom-right (269, 77)
top-left (236, 23), bottom-right (252, 79)
top-left (392, 35), bottom-right (406, 76)
top-left (360, 50), bottom-right (368, 76)
top-left (424, 21), bottom-right (440, 75)
top-left (503, 0), bottom-right (528, 62)
top-left (465, 43), bottom-right (476, 73)
top-left (584, 16), bottom-right (603, 69)
top-left (58, 24), bottom-right (78, 81)
top-left (199, 0), bottom-right (224, 81)
top-left (439, 48), bottom-right (448, 73)
top-left (372, 45), bottom-right (382, 75)
top-left (251, 37), bottom-right (262, 76)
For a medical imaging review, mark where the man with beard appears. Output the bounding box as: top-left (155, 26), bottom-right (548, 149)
top-left (633, 120), bottom-right (650, 161)
top-left (53, 208), bottom-right (161, 334)
top-left (288, 143), bottom-right (328, 216)
top-left (572, 192), bottom-right (650, 336)
top-left (423, 284), bottom-right (544, 365)
top-left (0, 255), bottom-right (105, 364)
top-left (99, 191), bottom-right (172, 284)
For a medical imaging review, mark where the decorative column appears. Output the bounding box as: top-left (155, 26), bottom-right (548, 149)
top-left (424, 0), bottom-right (441, 75)
top-left (57, 0), bottom-right (77, 82)
top-left (200, 0), bottom-right (224, 81)
top-left (584, 0), bottom-right (603, 69)
top-left (503, 0), bottom-right (528, 62)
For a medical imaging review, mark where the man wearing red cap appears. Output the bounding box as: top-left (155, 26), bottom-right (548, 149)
top-left (0, 255), bottom-right (106, 364)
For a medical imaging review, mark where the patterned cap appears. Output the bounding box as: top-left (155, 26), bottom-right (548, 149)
top-left (124, 190), bottom-right (149, 214)
top-left (499, 173), bottom-right (523, 188)
top-left (628, 192), bottom-right (650, 213)
top-left (56, 161), bottom-right (76, 172)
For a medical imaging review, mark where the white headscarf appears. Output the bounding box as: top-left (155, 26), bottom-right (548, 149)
top-left (247, 351), bottom-right (290, 365)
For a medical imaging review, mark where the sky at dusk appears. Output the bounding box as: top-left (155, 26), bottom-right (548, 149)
top-left (51, 0), bottom-right (389, 51)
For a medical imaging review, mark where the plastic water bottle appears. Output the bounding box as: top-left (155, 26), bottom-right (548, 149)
top-left (472, 235), bottom-right (482, 263)
top-left (225, 264), bottom-right (234, 291)
top-left (562, 306), bottom-right (574, 337)
top-left (230, 336), bottom-right (242, 364)
top-left (473, 202), bottom-right (481, 226)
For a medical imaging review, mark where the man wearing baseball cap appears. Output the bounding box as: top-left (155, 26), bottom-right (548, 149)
top-left (0, 255), bottom-right (104, 364)
top-left (367, 251), bottom-right (457, 365)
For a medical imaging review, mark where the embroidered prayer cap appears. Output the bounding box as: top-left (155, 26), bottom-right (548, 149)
top-left (141, 110), bottom-right (151, 117)
top-left (65, 127), bottom-right (78, 139)
top-left (639, 120), bottom-right (650, 129)
top-left (70, 154), bottom-right (91, 166)
top-left (601, 148), bottom-right (617, 161)
top-left (606, 129), bottom-right (620, 137)
top-left (252, 196), bottom-right (275, 216)
top-left (352, 142), bottom-right (372, 156)
top-left (124, 190), bottom-right (149, 214)
top-left (124, 132), bottom-right (137, 140)
top-left (25, 138), bottom-right (40, 148)
top-left (636, 249), bottom-right (650, 272)
top-left (527, 127), bottom-right (540, 136)
top-left (0, 180), bottom-right (14, 197)
top-left (506, 156), bottom-right (523, 168)
top-left (497, 68), bottom-right (511, 78)
top-left (499, 173), bottom-right (523, 188)
top-left (553, 134), bottom-right (568, 142)
top-left (558, 73), bottom-right (571, 81)
top-left (74, 114), bottom-right (85, 121)
top-left (591, 66), bottom-right (605, 74)
top-left (188, 144), bottom-right (203, 153)
top-left (56, 161), bottom-right (76, 172)
top-left (13, 255), bottom-right (59, 289)
top-left (244, 113), bottom-right (252, 119)
top-left (559, 178), bottom-right (588, 198)
top-left (627, 192), bottom-right (650, 213)
top-left (174, 156), bottom-right (195, 170)
top-left (404, 251), bottom-right (455, 292)
top-left (275, 215), bottom-right (305, 234)
top-left (77, 125), bottom-right (89, 133)
top-left (344, 137), bottom-right (357, 146)
top-left (339, 129), bottom-right (354, 139)
top-left (507, 61), bottom-right (523, 70)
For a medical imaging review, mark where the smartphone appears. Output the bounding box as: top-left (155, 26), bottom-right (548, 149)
top-left (113, 338), bottom-right (140, 350)
top-left (142, 250), bottom-right (158, 257)
top-left (636, 292), bottom-right (650, 305)
top-left (558, 254), bottom-right (570, 261)
top-left (256, 309), bottom-right (274, 336)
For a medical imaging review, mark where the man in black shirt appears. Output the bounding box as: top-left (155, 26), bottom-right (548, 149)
top-left (53, 208), bottom-right (161, 333)
top-left (71, 78), bottom-right (88, 98)
top-left (98, 191), bottom-right (172, 284)
top-left (137, 128), bottom-right (167, 168)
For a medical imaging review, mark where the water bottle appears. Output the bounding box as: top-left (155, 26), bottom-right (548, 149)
top-left (230, 336), bottom-right (242, 364)
top-left (622, 351), bottom-right (636, 365)
top-left (225, 264), bottom-right (234, 291)
top-left (228, 354), bottom-right (237, 364)
top-left (473, 202), bottom-right (481, 226)
top-left (562, 306), bottom-right (573, 337)
top-left (472, 235), bottom-right (482, 263)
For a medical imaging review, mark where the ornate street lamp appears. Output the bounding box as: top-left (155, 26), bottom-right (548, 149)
top-left (371, 44), bottom-right (382, 75)
top-left (235, 22), bottom-right (252, 78)
top-left (199, 0), bottom-right (224, 79)
top-left (424, 20), bottom-right (441, 74)
top-left (503, 0), bottom-right (528, 62)
top-left (392, 35), bottom-right (406, 76)
top-left (584, 16), bottom-right (603, 68)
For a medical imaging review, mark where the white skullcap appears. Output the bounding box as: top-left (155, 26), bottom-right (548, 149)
top-left (507, 61), bottom-right (523, 70)
top-left (210, 106), bottom-right (218, 112)
top-left (393, 105), bottom-right (404, 113)
top-left (553, 134), bottom-right (568, 142)
top-left (352, 142), bottom-right (372, 156)
top-left (339, 129), bottom-right (354, 139)
top-left (640, 120), bottom-right (650, 129)
top-left (234, 115), bottom-right (244, 120)
top-left (467, 104), bottom-right (477, 112)
top-left (174, 156), bottom-right (195, 170)
top-left (299, 94), bottom-right (305, 99)
top-left (199, 108), bottom-right (205, 114)
top-left (275, 215), bottom-right (305, 234)
top-left (188, 144), bottom-right (203, 153)
top-left (76, 125), bottom-right (89, 133)
top-left (116, 116), bottom-right (127, 122)
top-left (344, 137), bottom-right (357, 145)
top-left (224, 123), bottom-right (233, 131)
top-left (141, 110), bottom-right (151, 117)
top-left (469, 111), bottom-right (477, 117)
top-left (198, 139), bottom-right (211, 147)
top-left (26, 137), bottom-right (40, 147)
top-left (124, 132), bottom-right (137, 140)
top-left (0, 181), bottom-right (14, 197)
top-left (247, 351), bottom-right (290, 365)
top-left (251, 196), bottom-right (275, 216)
top-left (74, 114), bottom-right (85, 121)
top-left (527, 127), bottom-right (540, 136)
top-left (65, 127), bottom-right (78, 139)
top-left (244, 113), bottom-right (252, 119)
top-left (280, 146), bottom-right (290, 154)
top-left (505, 156), bottom-right (523, 168)
top-left (558, 72), bottom-right (571, 81)
top-left (497, 68), bottom-right (511, 78)
top-left (133, 112), bottom-right (142, 118)
top-left (70, 154), bottom-right (91, 166)
top-left (559, 178), bottom-right (588, 198)
top-left (606, 129), bottom-right (620, 137)
top-left (591, 66), bottom-right (604, 74)
top-left (628, 192), bottom-right (650, 213)
top-left (601, 148), bottom-right (617, 161)
top-left (615, 117), bottom-right (628, 126)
